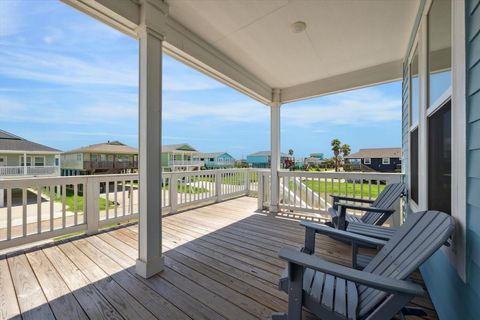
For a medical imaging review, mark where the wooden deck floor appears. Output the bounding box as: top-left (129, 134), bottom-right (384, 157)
top-left (0, 196), bottom-right (437, 320)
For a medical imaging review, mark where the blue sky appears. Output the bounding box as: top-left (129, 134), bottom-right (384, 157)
top-left (0, 0), bottom-right (401, 159)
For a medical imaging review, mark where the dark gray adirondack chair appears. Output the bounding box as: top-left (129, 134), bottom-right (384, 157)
top-left (275, 210), bottom-right (454, 320)
top-left (328, 182), bottom-right (405, 230)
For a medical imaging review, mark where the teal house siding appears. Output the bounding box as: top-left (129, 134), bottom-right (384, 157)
top-left (419, 1), bottom-right (480, 319)
top-left (246, 155), bottom-right (269, 168)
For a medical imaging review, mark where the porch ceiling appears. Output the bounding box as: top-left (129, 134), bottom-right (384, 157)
top-left (63, 0), bottom-right (420, 103)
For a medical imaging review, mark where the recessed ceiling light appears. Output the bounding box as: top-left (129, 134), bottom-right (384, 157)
top-left (291, 21), bottom-right (307, 33)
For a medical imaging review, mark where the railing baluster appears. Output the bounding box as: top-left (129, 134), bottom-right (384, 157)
top-left (22, 188), bottom-right (27, 237)
top-left (74, 184), bottom-right (78, 225)
top-left (37, 187), bottom-right (42, 234)
top-left (7, 188), bottom-right (12, 240)
top-left (114, 180), bottom-right (118, 218)
top-left (62, 185), bottom-right (66, 229)
top-left (50, 186), bottom-right (54, 231)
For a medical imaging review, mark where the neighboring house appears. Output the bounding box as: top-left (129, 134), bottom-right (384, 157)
top-left (0, 129), bottom-right (61, 207)
top-left (0, 129), bottom-right (61, 179)
top-left (61, 141), bottom-right (138, 175)
top-left (161, 144), bottom-right (202, 172)
top-left (246, 151), bottom-right (293, 168)
top-left (304, 153), bottom-right (326, 167)
top-left (193, 152), bottom-right (235, 169)
top-left (344, 148), bottom-right (401, 172)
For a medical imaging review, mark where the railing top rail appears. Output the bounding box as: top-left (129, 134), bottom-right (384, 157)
top-left (278, 171), bottom-right (404, 178)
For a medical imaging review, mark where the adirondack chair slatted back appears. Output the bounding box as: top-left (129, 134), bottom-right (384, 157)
top-left (357, 211), bottom-right (454, 317)
top-left (360, 183), bottom-right (404, 225)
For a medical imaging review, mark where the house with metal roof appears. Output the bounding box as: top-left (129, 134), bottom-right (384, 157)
top-left (61, 141), bottom-right (138, 175)
top-left (0, 129), bottom-right (61, 179)
top-left (345, 148), bottom-right (402, 172)
top-left (246, 151), bottom-right (293, 168)
top-left (161, 143), bottom-right (202, 171)
top-left (193, 152), bottom-right (235, 169)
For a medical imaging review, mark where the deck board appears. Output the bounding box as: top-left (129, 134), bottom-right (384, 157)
top-left (0, 196), bottom-right (437, 320)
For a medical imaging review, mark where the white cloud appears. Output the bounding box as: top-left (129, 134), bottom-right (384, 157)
top-left (163, 100), bottom-right (268, 123)
top-left (283, 88), bottom-right (401, 126)
top-left (0, 1), bottom-right (23, 37)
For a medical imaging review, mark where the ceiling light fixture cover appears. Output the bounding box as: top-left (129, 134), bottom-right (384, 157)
top-left (291, 21), bottom-right (307, 33)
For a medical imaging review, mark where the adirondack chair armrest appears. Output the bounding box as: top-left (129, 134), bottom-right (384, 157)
top-left (279, 248), bottom-right (424, 296)
top-left (330, 195), bottom-right (374, 210)
top-left (335, 203), bottom-right (396, 214)
top-left (301, 221), bottom-right (387, 248)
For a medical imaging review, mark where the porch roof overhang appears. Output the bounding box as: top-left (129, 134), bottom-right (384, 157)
top-left (62, 0), bottom-right (420, 104)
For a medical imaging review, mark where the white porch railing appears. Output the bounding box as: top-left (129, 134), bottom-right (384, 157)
top-left (258, 171), bottom-right (403, 221)
top-left (168, 160), bottom-right (203, 166)
top-left (0, 168), bottom-right (259, 251)
top-left (0, 166), bottom-right (60, 177)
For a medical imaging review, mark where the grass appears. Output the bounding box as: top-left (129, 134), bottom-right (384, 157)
top-left (291, 179), bottom-right (386, 199)
top-left (162, 184), bottom-right (209, 194)
top-left (43, 188), bottom-right (114, 212)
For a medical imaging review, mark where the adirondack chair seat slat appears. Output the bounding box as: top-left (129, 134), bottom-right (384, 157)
top-left (346, 222), bottom-right (398, 241)
top-left (276, 210), bottom-right (455, 320)
top-left (328, 183), bottom-right (405, 229)
top-left (279, 267), bottom-right (359, 320)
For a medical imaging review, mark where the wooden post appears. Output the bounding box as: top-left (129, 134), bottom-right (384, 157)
top-left (270, 89), bottom-right (281, 213)
top-left (258, 172), bottom-right (264, 211)
top-left (170, 172), bottom-right (178, 213)
top-left (86, 176), bottom-right (99, 235)
top-left (215, 171), bottom-right (222, 202)
top-left (135, 22), bottom-right (165, 278)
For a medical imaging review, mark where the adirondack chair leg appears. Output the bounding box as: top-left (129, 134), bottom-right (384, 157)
top-left (364, 293), bottom-right (413, 320)
top-left (337, 205), bottom-right (347, 230)
top-left (286, 262), bottom-right (304, 320)
top-left (303, 227), bottom-right (316, 254)
top-left (272, 313), bottom-right (287, 320)
top-left (352, 242), bottom-right (359, 269)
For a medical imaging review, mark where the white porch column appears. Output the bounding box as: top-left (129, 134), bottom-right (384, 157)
top-left (135, 24), bottom-right (165, 278)
top-left (0, 189), bottom-right (4, 208)
top-left (270, 89), bottom-right (281, 213)
top-left (23, 152), bottom-right (27, 175)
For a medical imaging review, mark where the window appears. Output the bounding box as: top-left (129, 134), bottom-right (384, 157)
top-left (410, 46), bottom-right (419, 126)
top-left (363, 158), bottom-right (371, 165)
top-left (382, 158), bottom-right (390, 165)
top-left (20, 156), bottom-right (31, 166)
top-left (209, 158), bottom-right (215, 162)
top-left (34, 156), bottom-right (45, 167)
top-left (410, 129), bottom-right (419, 204)
top-left (428, 0), bottom-right (451, 109)
top-left (76, 154), bottom-right (82, 161)
top-left (428, 101), bottom-right (451, 214)
top-left (0, 157), bottom-right (5, 166)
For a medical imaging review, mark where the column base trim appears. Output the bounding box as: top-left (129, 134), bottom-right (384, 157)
top-left (136, 255), bottom-right (164, 278)
top-left (269, 204), bottom-right (279, 213)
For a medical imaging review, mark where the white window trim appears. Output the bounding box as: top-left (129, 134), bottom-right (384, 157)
top-left (382, 158), bottom-right (391, 165)
top-left (34, 156), bottom-right (46, 167)
top-left (19, 155), bottom-right (32, 166)
top-left (363, 158), bottom-right (371, 165)
top-left (407, 0), bottom-right (467, 281)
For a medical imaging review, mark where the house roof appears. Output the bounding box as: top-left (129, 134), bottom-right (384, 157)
top-left (195, 152), bottom-right (232, 158)
top-left (64, 141), bottom-right (138, 155)
top-left (345, 148), bottom-right (401, 159)
top-left (247, 151), bottom-right (290, 157)
top-left (162, 144), bottom-right (198, 153)
top-left (0, 129), bottom-right (61, 153)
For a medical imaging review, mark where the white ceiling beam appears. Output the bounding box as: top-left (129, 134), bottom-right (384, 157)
top-left (280, 60), bottom-right (404, 104)
top-left (62, 0), bottom-right (273, 104)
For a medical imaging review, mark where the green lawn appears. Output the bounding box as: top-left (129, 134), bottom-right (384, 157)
top-left (162, 184), bottom-right (209, 194)
top-left (293, 179), bottom-right (385, 199)
top-left (43, 188), bottom-right (113, 212)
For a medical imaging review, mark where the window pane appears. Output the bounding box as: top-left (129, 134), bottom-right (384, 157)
top-left (34, 157), bottom-right (44, 166)
top-left (410, 129), bottom-right (419, 204)
top-left (428, 101), bottom-right (451, 214)
top-left (428, 0), bottom-right (451, 108)
top-left (410, 47), bottom-right (419, 125)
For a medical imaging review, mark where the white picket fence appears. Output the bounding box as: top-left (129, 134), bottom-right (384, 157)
top-left (0, 169), bottom-right (259, 250)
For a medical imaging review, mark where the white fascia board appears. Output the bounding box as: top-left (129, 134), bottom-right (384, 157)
top-left (62, 0), bottom-right (273, 104)
top-left (281, 60), bottom-right (403, 104)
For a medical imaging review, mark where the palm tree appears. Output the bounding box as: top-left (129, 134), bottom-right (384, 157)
top-left (331, 139), bottom-right (341, 172)
top-left (341, 144), bottom-right (351, 158)
top-left (288, 149), bottom-right (294, 156)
